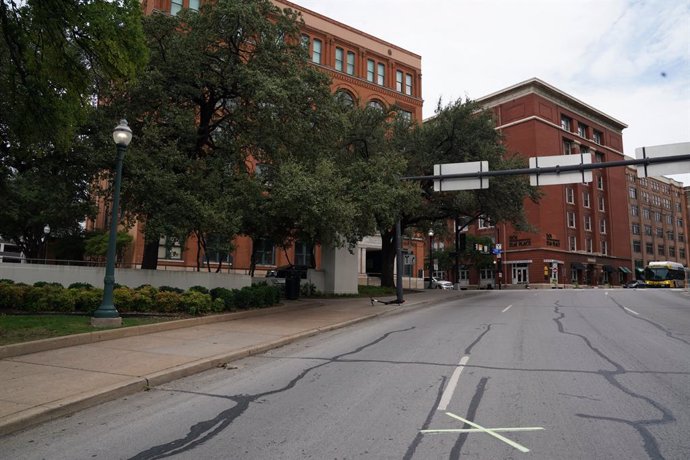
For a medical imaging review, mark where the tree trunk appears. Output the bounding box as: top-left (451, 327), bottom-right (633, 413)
top-left (380, 228), bottom-right (397, 288)
top-left (140, 237), bottom-right (159, 270)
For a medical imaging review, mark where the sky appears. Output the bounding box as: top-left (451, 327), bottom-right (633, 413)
top-left (294, 0), bottom-right (690, 184)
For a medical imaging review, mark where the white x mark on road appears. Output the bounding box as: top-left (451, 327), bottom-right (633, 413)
top-left (421, 412), bottom-right (544, 453)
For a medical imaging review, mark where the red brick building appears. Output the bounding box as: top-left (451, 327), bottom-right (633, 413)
top-left (467, 78), bottom-right (633, 287)
top-left (104, 0), bottom-right (425, 278)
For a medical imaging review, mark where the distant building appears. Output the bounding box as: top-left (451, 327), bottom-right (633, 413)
top-left (466, 78), bottom-right (633, 287)
top-left (625, 169), bottom-right (689, 276)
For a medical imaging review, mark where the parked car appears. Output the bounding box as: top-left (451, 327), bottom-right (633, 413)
top-left (624, 280), bottom-right (647, 288)
top-left (266, 265), bottom-right (310, 285)
top-left (424, 277), bottom-right (454, 290)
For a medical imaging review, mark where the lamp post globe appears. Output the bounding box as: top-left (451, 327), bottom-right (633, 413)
top-left (43, 224), bottom-right (50, 263)
top-left (92, 119), bottom-right (132, 327)
top-left (427, 229), bottom-right (434, 288)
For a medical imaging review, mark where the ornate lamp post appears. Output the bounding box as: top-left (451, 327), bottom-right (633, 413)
top-left (42, 224), bottom-right (50, 264)
top-left (428, 229), bottom-right (434, 288)
top-left (92, 120), bottom-right (132, 327)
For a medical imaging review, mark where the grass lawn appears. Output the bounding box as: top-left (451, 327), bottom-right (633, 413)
top-left (0, 315), bottom-right (179, 346)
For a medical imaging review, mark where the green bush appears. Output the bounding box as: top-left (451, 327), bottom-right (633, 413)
top-left (210, 287), bottom-right (235, 310)
top-left (33, 281), bottom-right (63, 288)
top-left (0, 283), bottom-right (28, 309)
top-left (68, 282), bottom-right (94, 290)
top-left (70, 288), bottom-right (103, 313)
top-left (300, 282), bottom-right (317, 297)
top-left (132, 285), bottom-right (158, 312)
top-left (21, 285), bottom-right (74, 312)
top-left (188, 285), bottom-right (209, 294)
top-left (233, 287), bottom-right (251, 309)
top-left (113, 287), bottom-right (135, 313)
top-left (159, 285), bottom-right (184, 294)
top-left (155, 291), bottom-right (183, 313)
top-left (181, 291), bottom-right (213, 315)
top-left (212, 297), bottom-right (225, 313)
top-left (0, 278), bottom-right (15, 284)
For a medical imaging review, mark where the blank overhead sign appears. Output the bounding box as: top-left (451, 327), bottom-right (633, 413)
top-left (635, 142), bottom-right (690, 178)
top-left (434, 161), bottom-right (489, 191)
top-left (529, 153), bottom-right (592, 186)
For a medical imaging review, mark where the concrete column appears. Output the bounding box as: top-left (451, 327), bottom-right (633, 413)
top-left (322, 245), bottom-right (358, 295)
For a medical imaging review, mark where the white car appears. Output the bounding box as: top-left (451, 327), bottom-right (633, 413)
top-left (425, 277), bottom-right (454, 290)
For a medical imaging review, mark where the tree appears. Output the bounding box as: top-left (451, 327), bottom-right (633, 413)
top-left (99, 0), bottom-right (343, 270)
top-left (376, 98), bottom-right (540, 287)
top-left (0, 0), bottom-right (147, 257)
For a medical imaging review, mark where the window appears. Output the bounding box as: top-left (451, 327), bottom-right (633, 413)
top-left (597, 176), bottom-right (604, 190)
top-left (566, 187), bottom-right (575, 204)
top-left (678, 218), bottom-right (685, 228)
top-left (396, 70), bottom-right (403, 92)
top-left (335, 47), bottom-right (343, 71)
top-left (578, 122), bottom-right (588, 138)
top-left (312, 38), bottom-right (322, 64)
top-left (632, 223), bottom-right (640, 235)
top-left (631, 205), bottom-right (639, 216)
top-left (645, 242), bottom-right (654, 253)
top-left (658, 245), bottom-right (665, 256)
top-left (399, 110), bottom-right (412, 122)
top-left (377, 63), bottom-right (385, 86)
top-left (581, 145), bottom-right (590, 155)
top-left (668, 246), bottom-right (676, 258)
top-left (188, 0), bottom-right (199, 10)
top-left (563, 139), bottom-right (574, 155)
top-left (593, 130), bottom-right (603, 144)
top-left (600, 219), bottom-right (607, 234)
top-left (633, 240), bottom-right (641, 253)
top-left (643, 208), bottom-right (650, 219)
top-left (583, 191), bottom-right (590, 208)
top-left (294, 241), bottom-right (311, 266)
top-left (171, 0), bottom-right (183, 15)
top-left (601, 240), bottom-right (608, 255)
top-left (480, 268), bottom-right (494, 280)
top-left (478, 216), bottom-right (494, 229)
top-left (584, 215), bottom-right (592, 231)
top-left (595, 152), bottom-right (604, 163)
top-left (629, 187), bottom-right (637, 199)
top-left (680, 248), bottom-right (686, 258)
top-left (367, 100), bottom-right (384, 111)
top-left (255, 239), bottom-right (275, 265)
top-left (569, 235), bottom-right (577, 251)
top-left (346, 51), bottom-right (355, 75)
top-left (561, 115), bottom-right (572, 131)
top-left (567, 212), bottom-right (576, 228)
top-left (405, 73), bottom-right (413, 95)
top-left (654, 211), bottom-right (662, 222)
top-left (458, 269), bottom-right (469, 281)
top-left (367, 59), bottom-right (375, 82)
top-left (335, 90), bottom-right (354, 107)
top-left (665, 214), bottom-right (672, 225)
top-left (586, 237), bottom-right (593, 253)
top-left (158, 236), bottom-right (182, 260)
top-left (679, 233), bottom-right (685, 243)
top-left (656, 227), bottom-right (663, 238)
top-left (598, 196), bottom-right (605, 211)
top-left (644, 225), bottom-right (652, 236)
top-left (301, 34), bottom-right (309, 49)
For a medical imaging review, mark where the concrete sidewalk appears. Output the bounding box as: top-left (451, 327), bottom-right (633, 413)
top-left (0, 289), bottom-right (467, 436)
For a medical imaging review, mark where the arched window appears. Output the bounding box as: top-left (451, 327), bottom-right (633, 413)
top-left (335, 90), bottom-right (355, 107)
top-left (367, 99), bottom-right (384, 111)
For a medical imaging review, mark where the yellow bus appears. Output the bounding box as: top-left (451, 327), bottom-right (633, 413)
top-left (643, 261), bottom-right (687, 288)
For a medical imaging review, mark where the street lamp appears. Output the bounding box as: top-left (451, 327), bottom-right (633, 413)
top-left (92, 119), bottom-right (132, 327)
top-left (42, 224), bottom-right (50, 264)
top-left (428, 229), bottom-right (434, 288)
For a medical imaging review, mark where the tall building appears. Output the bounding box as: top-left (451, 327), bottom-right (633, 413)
top-left (469, 78), bottom-right (632, 287)
top-left (626, 169), bottom-right (689, 276)
top-left (112, 0), bottom-right (425, 279)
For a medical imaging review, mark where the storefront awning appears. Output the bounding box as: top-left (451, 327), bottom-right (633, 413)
top-left (619, 266), bottom-right (632, 274)
top-left (602, 265), bottom-right (614, 273)
top-left (571, 262), bottom-right (585, 270)
top-left (635, 267), bottom-right (644, 273)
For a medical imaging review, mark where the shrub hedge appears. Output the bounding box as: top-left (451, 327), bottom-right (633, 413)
top-left (0, 282), bottom-right (281, 316)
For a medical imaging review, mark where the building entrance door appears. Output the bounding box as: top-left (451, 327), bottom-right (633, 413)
top-left (512, 264), bottom-right (528, 284)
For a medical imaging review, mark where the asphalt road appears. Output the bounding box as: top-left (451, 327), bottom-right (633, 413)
top-left (3, 289), bottom-right (689, 460)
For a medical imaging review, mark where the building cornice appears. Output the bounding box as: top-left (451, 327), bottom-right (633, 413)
top-left (477, 78), bottom-right (628, 133)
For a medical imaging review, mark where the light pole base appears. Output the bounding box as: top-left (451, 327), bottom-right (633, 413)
top-left (91, 317), bottom-right (122, 328)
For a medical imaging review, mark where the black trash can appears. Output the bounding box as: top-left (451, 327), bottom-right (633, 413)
top-left (285, 272), bottom-right (300, 300)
